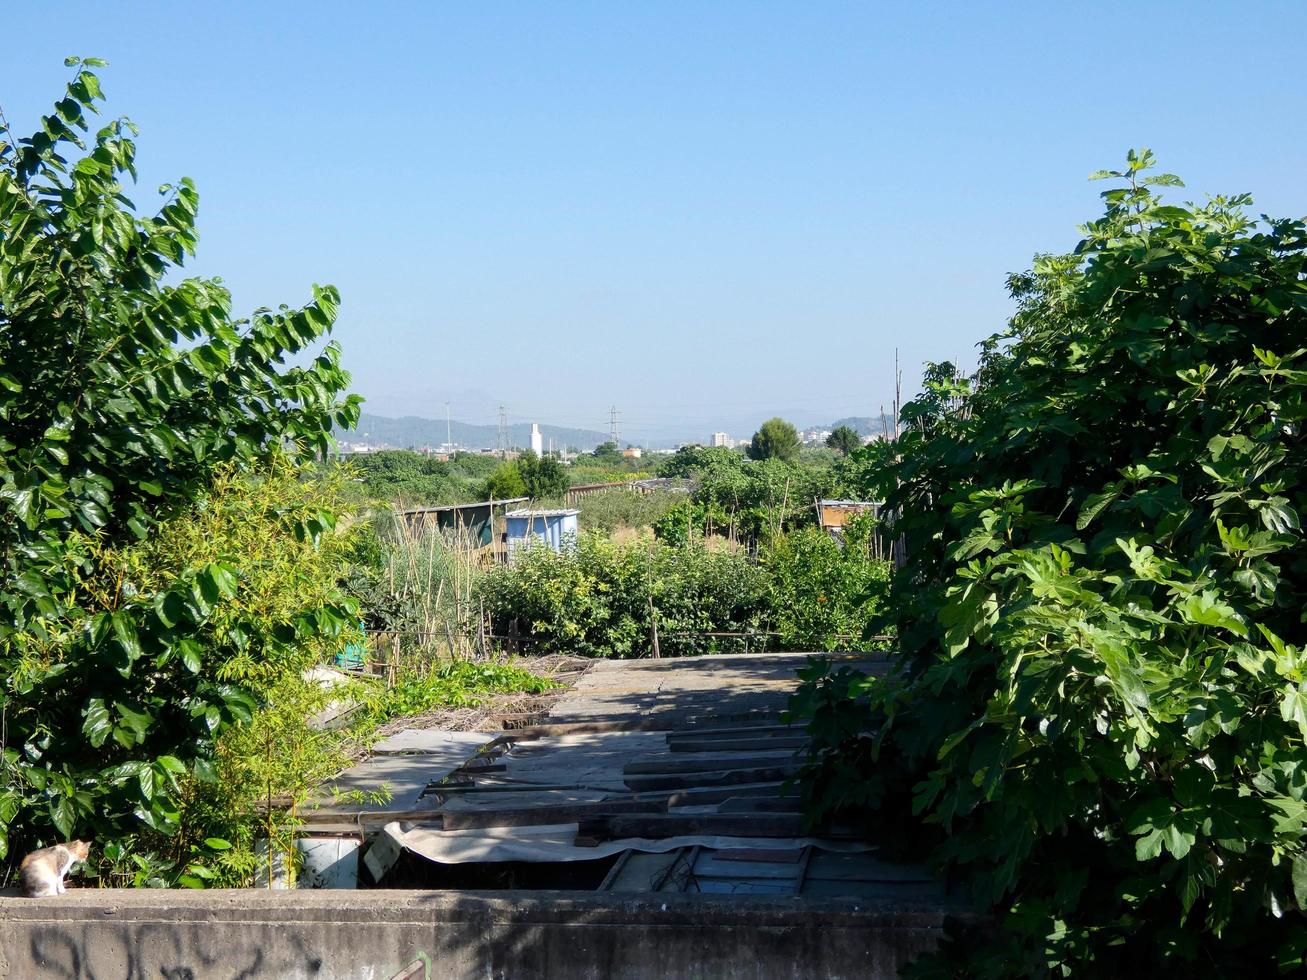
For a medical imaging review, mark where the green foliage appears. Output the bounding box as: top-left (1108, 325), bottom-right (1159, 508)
top-left (479, 533), bottom-right (771, 657)
top-left (346, 450), bottom-right (501, 506)
top-left (354, 659), bottom-right (557, 727)
top-left (6, 463), bottom-right (363, 886)
top-left (481, 528), bottom-right (889, 657)
top-left (747, 417), bottom-right (801, 462)
top-left (483, 460), bottom-right (527, 500)
top-left (0, 63), bottom-right (358, 882)
top-left (343, 513), bottom-right (487, 651)
top-left (652, 500), bottom-right (732, 546)
top-left (794, 151), bottom-right (1307, 974)
top-left (205, 664), bottom-right (350, 887)
top-left (654, 448), bottom-right (834, 545)
top-left (826, 425), bottom-right (862, 456)
top-left (480, 452), bottom-right (569, 501)
top-left (657, 444), bottom-right (745, 479)
top-left (517, 450), bottom-right (570, 499)
top-left (576, 489), bottom-right (680, 536)
top-left (567, 446), bottom-right (651, 485)
top-left (762, 516), bottom-right (889, 651)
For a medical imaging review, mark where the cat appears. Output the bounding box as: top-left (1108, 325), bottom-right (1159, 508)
top-left (18, 840), bottom-right (91, 897)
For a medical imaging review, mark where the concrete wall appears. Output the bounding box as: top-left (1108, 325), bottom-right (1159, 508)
top-left (0, 889), bottom-right (953, 979)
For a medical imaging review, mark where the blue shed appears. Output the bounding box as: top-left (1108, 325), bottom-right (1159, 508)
top-left (504, 508), bottom-right (580, 559)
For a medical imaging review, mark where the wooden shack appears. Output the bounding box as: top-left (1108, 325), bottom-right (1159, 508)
top-left (815, 499), bottom-right (881, 531)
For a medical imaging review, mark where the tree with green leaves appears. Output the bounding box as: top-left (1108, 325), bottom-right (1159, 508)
top-left (517, 450), bottom-right (569, 499)
top-left (656, 444), bottom-right (744, 479)
top-left (747, 417), bottom-right (801, 462)
top-left (825, 425), bottom-right (861, 456)
top-left (793, 150), bottom-right (1307, 974)
top-left (0, 60), bottom-right (359, 879)
top-left (483, 460), bottom-right (527, 500)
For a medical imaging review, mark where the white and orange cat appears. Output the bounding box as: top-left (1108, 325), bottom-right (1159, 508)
top-left (18, 840), bottom-right (91, 897)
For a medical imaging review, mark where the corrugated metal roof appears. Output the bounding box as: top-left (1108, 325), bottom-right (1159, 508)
top-left (400, 497), bottom-right (528, 515)
top-left (327, 653), bottom-right (940, 903)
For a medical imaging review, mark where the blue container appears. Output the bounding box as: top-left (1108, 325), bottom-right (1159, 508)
top-left (505, 508), bottom-right (579, 558)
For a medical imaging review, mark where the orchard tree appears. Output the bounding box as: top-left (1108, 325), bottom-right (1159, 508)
top-left (483, 461), bottom-right (526, 499)
top-left (518, 450), bottom-right (569, 499)
top-left (747, 417), bottom-right (801, 462)
top-left (826, 425), bottom-right (861, 456)
top-left (0, 61), bottom-right (359, 873)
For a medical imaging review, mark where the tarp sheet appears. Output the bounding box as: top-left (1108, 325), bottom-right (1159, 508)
top-left (365, 820), bottom-right (871, 880)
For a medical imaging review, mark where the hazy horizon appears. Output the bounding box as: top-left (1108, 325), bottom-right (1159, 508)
top-left (342, 395), bottom-right (890, 447)
top-left (5, 2), bottom-right (1306, 443)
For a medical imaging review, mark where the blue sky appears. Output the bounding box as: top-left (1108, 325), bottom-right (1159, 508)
top-left (4, 2), bottom-right (1305, 443)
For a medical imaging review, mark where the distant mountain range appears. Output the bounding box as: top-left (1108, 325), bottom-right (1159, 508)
top-left (338, 413), bottom-right (611, 452)
top-left (338, 411), bottom-right (900, 452)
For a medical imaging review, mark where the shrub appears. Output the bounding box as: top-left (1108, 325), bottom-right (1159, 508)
top-left (5, 462), bottom-right (363, 887)
top-left (480, 528), bottom-right (891, 657)
top-left (348, 450), bottom-right (504, 507)
top-left (576, 489), bottom-right (680, 536)
top-left (792, 151), bottom-right (1307, 975)
top-left (478, 533), bottom-right (770, 657)
top-left (517, 450), bottom-right (569, 498)
top-left (482, 461), bottom-right (527, 501)
top-left (0, 62), bottom-right (358, 883)
top-left (762, 516), bottom-right (889, 651)
top-left (654, 449), bottom-right (835, 545)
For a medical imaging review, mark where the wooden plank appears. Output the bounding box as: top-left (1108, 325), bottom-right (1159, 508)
top-left (576, 813), bottom-right (807, 842)
top-left (716, 796), bottom-right (805, 814)
top-left (662, 782), bottom-right (791, 807)
top-left (427, 783), bottom-right (585, 797)
top-left (455, 762), bottom-right (508, 775)
top-left (793, 845), bottom-right (813, 896)
top-left (691, 857), bottom-right (801, 880)
top-left (440, 799), bottom-right (667, 830)
top-left (668, 736), bottom-right (807, 753)
top-left (597, 849), bottom-right (634, 891)
top-left (483, 715), bottom-right (792, 747)
top-left (624, 754), bottom-right (799, 776)
top-left (295, 822), bottom-right (365, 836)
top-left (684, 716), bottom-right (784, 731)
top-left (624, 765), bottom-right (800, 793)
top-left (665, 724), bottom-right (799, 743)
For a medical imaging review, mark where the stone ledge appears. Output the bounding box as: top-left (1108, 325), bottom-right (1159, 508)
top-left (0, 888), bottom-right (963, 980)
